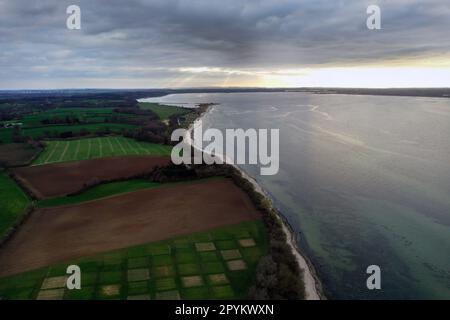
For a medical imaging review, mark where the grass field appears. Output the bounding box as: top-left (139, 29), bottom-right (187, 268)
top-left (37, 179), bottom-right (162, 208)
top-left (37, 177), bottom-right (223, 208)
top-left (33, 136), bottom-right (172, 165)
top-left (20, 108), bottom-right (115, 128)
top-left (0, 128), bottom-right (13, 144)
top-left (139, 102), bottom-right (191, 120)
top-left (0, 171), bottom-right (30, 236)
top-left (0, 220), bottom-right (267, 300)
top-left (22, 123), bottom-right (136, 140)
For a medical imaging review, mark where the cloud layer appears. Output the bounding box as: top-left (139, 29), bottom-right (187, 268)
top-left (1, 0), bottom-right (449, 88)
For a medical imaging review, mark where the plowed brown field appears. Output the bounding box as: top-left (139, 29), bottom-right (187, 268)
top-left (0, 179), bottom-right (260, 277)
top-left (12, 156), bottom-right (170, 199)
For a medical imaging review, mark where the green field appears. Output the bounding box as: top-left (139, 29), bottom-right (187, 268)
top-left (22, 123), bottom-right (136, 140)
top-left (33, 136), bottom-right (172, 165)
top-left (37, 179), bottom-right (162, 208)
top-left (0, 128), bottom-right (13, 144)
top-left (19, 108), bottom-right (115, 128)
top-left (139, 102), bottom-right (191, 120)
top-left (0, 220), bottom-right (268, 300)
top-left (0, 171), bottom-right (30, 236)
top-left (37, 178), bottom-right (222, 208)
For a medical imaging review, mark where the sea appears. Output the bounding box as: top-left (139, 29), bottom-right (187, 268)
top-left (139, 92), bottom-right (450, 299)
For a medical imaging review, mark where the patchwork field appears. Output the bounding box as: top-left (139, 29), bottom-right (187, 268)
top-left (33, 136), bottom-right (172, 165)
top-left (13, 155), bottom-right (171, 199)
top-left (0, 171), bottom-right (30, 236)
top-left (0, 100), bottom-right (271, 301)
top-left (0, 143), bottom-right (41, 167)
top-left (0, 179), bottom-right (260, 277)
top-left (0, 220), bottom-right (267, 300)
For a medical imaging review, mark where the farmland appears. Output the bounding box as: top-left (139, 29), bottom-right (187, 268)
top-left (0, 128), bottom-right (13, 144)
top-left (0, 171), bottom-right (30, 237)
top-left (0, 179), bottom-right (261, 277)
top-left (37, 179), bottom-right (163, 208)
top-left (33, 136), bottom-right (172, 165)
top-left (0, 220), bottom-right (267, 300)
top-left (139, 102), bottom-right (190, 120)
top-left (37, 178), bottom-right (221, 208)
top-left (0, 92), bottom-right (285, 301)
top-left (22, 123), bottom-right (136, 140)
top-left (0, 143), bottom-right (41, 167)
top-left (19, 108), bottom-right (116, 128)
top-left (14, 155), bottom-right (171, 199)
top-left (17, 107), bottom-right (149, 128)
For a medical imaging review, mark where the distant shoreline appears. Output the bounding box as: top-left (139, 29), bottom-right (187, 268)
top-left (2, 87), bottom-right (450, 100)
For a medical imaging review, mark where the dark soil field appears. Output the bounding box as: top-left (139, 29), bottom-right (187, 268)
top-left (0, 179), bottom-right (260, 277)
top-left (12, 155), bottom-right (171, 199)
top-left (0, 143), bottom-right (40, 167)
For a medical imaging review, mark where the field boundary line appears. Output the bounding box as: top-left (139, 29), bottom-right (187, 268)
top-left (99, 137), bottom-right (103, 157)
top-left (155, 144), bottom-right (166, 155)
top-left (143, 144), bottom-right (151, 155)
top-left (87, 138), bottom-right (92, 159)
top-left (33, 151), bottom-right (45, 165)
top-left (59, 142), bottom-right (70, 162)
top-left (124, 138), bottom-right (139, 155)
top-left (140, 142), bottom-right (153, 155)
top-left (107, 137), bottom-right (114, 155)
top-left (74, 139), bottom-right (81, 161)
top-left (44, 141), bottom-right (59, 164)
top-left (115, 137), bottom-right (127, 155)
top-left (153, 144), bottom-right (169, 155)
top-left (132, 140), bottom-right (148, 155)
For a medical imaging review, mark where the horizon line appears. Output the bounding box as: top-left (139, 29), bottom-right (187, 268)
top-left (1, 86), bottom-right (450, 92)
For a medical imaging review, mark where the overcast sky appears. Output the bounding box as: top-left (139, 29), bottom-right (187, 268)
top-left (1, 0), bottom-right (449, 89)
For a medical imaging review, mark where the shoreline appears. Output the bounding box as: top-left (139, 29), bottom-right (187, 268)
top-left (185, 104), bottom-right (324, 300)
top-left (233, 167), bottom-right (323, 300)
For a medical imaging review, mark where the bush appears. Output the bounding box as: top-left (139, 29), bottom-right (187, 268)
top-left (59, 131), bottom-right (73, 139)
top-left (123, 121), bottom-right (167, 144)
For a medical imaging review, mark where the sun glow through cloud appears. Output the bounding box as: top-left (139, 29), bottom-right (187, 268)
top-left (1, 0), bottom-right (450, 89)
top-left (259, 66), bottom-right (450, 88)
top-left (172, 62), bottom-right (450, 89)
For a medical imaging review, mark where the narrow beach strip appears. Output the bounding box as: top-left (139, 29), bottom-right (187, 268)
top-left (184, 104), bottom-right (323, 300)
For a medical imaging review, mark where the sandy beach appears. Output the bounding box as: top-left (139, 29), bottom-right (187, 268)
top-left (235, 168), bottom-right (323, 300)
top-left (185, 105), bottom-right (324, 300)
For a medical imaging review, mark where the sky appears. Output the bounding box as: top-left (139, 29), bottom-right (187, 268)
top-left (0, 0), bottom-right (450, 89)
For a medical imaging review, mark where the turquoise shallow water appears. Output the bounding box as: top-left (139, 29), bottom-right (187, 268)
top-left (144, 92), bottom-right (450, 299)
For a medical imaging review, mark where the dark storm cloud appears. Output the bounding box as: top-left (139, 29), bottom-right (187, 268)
top-left (0, 0), bottom-right (449, 88)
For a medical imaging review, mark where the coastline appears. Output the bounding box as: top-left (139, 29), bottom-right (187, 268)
top-left (184, 103), bottom-right (324, 300)
top-left (233, 167), bottom-right (323, 300)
